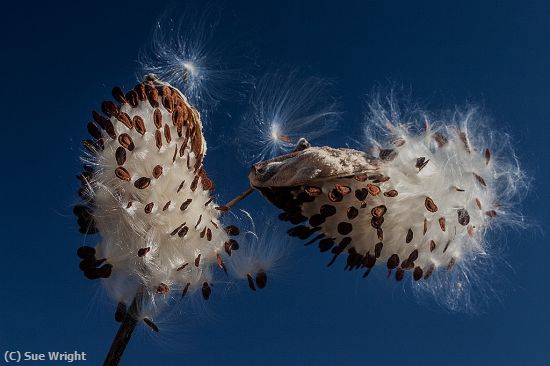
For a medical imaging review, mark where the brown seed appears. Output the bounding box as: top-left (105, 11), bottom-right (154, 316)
top-left (384, 190), bottom-right (398, 197)
top-left (144, 202), bottom-right (154, 214)
top-left (152, 109), bottom-right (162, 130)
top-left (153, 130), bottom-right (162, 150)
top-left (387, 254), bottom-right (400, 269)
top-left (335, 184), bottom-right (351, 195)
top-left (318, 238), bottom-right (335, 252)
top-left (162, 95), bottom-right (174, 112)
top-left (180, 199), bottom-right (192, 211)
top-left (134, 83), bottom-right (147, 101)
top-left (172, 144), bottom-right (178, 163)
top-left (115, 167), bottom-right (131, 181)
top-left (371, 216), bottom-right (384, 229)
top-left (425, 197), bottom-right (438, 212)
top-left (328, 189), bottom-right (343, 202)
top-left (416, 157), bottom-right (430, 171)
top-left (305, 186), bottom-right (322, 196)
top-left (147, 87), bottom-right (160, 108)
top-left (432, 132), bottom-right (448, 147)
top-left (443, 240), bottom-right (451, 253)
top-left (114, 302), bottom-right (126, 322)
top-left (194, 214), bottom-right (202, 229)
top-left (347, 207), bottom-right (359, 220)
top-left (206, 228), bottom-right (212, 241)
top-left (201, 282), bottom-right (212, 300)
top-left (367, 184), bottom-right (381, 196)
top-left (424, 264), bottom-right (435, 279)
top-left (355, 188), bottom-right (369, 201)
top-left (126, 202), bottom-right (133, 209)
top-left (430, 240), bottom-right (436, 252)
top-left (337, 222), bottom-right (353, 235)
top-left (117, 112), bottom-right (133, 129)
top-left (143, 318), bottom-right (159, 332)
top-left (157, 283), bottom-right (169, 295)
top-left (423, 218), bottom-right (428, 235)
top-left (486, 210), bottom-right (497, 218)
top-left (391, 137), bottom-right (406, 147)
top-left (320, 204), bottom-right (337, 217)
top-left (170, 223), bottom-right (185, 236)
top-left (115, 147), bottom-right (126, 165)
top-left (163, 201), bottom-right (171, 211)
top-left (407, 249), bottom-right (419, 262)
top-left (475, 198), bottom-right (482, 209)
top-left (125, 90), bottom-right (139, 107)
top-left (118, 133), bottom-right (135, 151)
top-left (137, 247), bottom-right (150, 257)
top-left (225, 225), bottom-right (240, 236)
top-left (457, 208), bottom-right (470, 225)
top-left (459, 131), bottom-right (470, 153)
top-left (354, 174), bottom-right (368, 182)
top-left (406, 228), bottom-right (414, 243)
top-left (374, 242), bottom-right (383, 258)
top-left (164, 124), bottom-right (172, 143)
top-left (447, 257), bottom-right (456, 271)
top-left (395, 268), bottom-right (405, 281)
top-left (150, 165), bottom-right (163, 179)
top-left (369, 174), bottom-right (390, 183)
top-left (179, 283), bottom-right (191, 300)
top-left (177, 263), bottom-right (189, 271)
top-left (377, 228), bottom-right (384, 241)
top-left (468, 225), bottom-right (475, 237)
top-left (379, 149), bottom-right (397, 161)
top-left (473, 173), bottom-right (487, 187)
top-left (194, 254), bottom-right (201, 267)
top-left (177, 225), bottom-right (188, 238)
top-left (77, 246), bottom-right (96, 259)
top-left (112, 86), bottom-right (126, 104)
top-left (161, 85), bottom-right (172, 97)
top-left (134, 177), bottom-right (151, 189)
top-left (413, 267), bottom-right (423, 281)
top-left (101, 101), bottom-right (118, 117)
top-left (200, 227), bottom-right (207, 238)
top-left (87, 122), bottom-right (102, 140)
top-left (256, 272), bottom-right (267, 289)
top-left (133, 116), bottom-right (146, 135)
top-left (485, 148), bottom-right (491, 165)
top-left (371, 205), bottom-right (387, 218)
top-left (439, 217), bottom-right (446, 231)
top-left (92, 110), bottom-right (109, 129)
top-left (246, 274), bottom-right (256, 291)
top-left (455, 186), bottom-right (465, 192)
top-left (172, 106), bottom-right (185, 126)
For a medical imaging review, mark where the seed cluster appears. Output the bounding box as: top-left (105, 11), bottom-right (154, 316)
top-left (75, 76), bottom-right (243, 324)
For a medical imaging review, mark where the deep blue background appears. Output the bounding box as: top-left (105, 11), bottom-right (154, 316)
top-left (1, 1), bottom-right (549, 365)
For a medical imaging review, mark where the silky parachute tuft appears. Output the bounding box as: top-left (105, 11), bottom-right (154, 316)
top-left (249, 97), bottom-right (524, 311)
top-left (75, 75), bottom-right (244, 328)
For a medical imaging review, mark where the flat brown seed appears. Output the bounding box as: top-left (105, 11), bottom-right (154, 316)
top-left (112, 86), bottom-right (126, 104)
top-left (473, 173), bottom-right (487, 187)
top-left (371, 216), bottom-right (384, 229)
top-left (115, 167), bottom-right (131, 181)
top-left (355, 188), bottom-right (368, 201)
top-left (163, 201), bottom-right (171, 211)
top-left (137, 247), bottom-right (150, 257)
top-left (367, 184), bottom-right (381, 196)
top-left (200, 227), bottom-right (207, 238)
top-left (177, 263), bottom-right (189, 271)
top-left (225, 225), bottom-right (240, 236)
top-left (416, 157), bottom-right (430, 171)
top-left (162, 95), bottom-right (174, 112)
top-left (143, 318), bottom-right (159, 332)
top-left (395, 268), bottom-right (405, 281)
top-left (246, 274), bottom-right (256, 291)
top-left (432, 132), bottom-right (448, 147)
top-left (153, 109), bottom-right (162, 129)
top-left (335, 184), bottom-right (351, 195)
top-left (256, 272), bottom-right (267, 289)
top-left (125, 90), bottom-right (138, 107)
top-left (486, 210), bottom-right (497, 218)
top-left (320, 204), bottom-right (337, 217)
top-left (354, 174), bottom-right (368, 182)
top-left (425, 197), bottom-right (438, 212)
top-left (374, 242), bottom-right (383, 258)
top-left (87, 122), bottom-right (102, 140)
top-left (328, 189), bottom-right (343, 202)
top-left (154, 130), bottom-right (162, 150)
top-left (164, 124), bottom-right (172, 143)
top-left (134, 83), bottom-right (147, 101)
top-left (347, 206), bottom-right (359, 220)
top-left (114, 302), bottom-right (126, 322)
top-left (413, 267), bottom-right (423, 281)
top-left (153, 165), bottom-right (163, 179)
top-left (475, 198), bottom-right (482, 209)
top-left (406, 228), bottom-right (414, 243)
top-left (423, 218), bottom-right (428, 235)
top-left (172, 107), bottom-right (184, 126)
top-left (391, 137), bottom-right (406, 147)
top-left (377, 228), bottom-right (384, 241)
top-left (485, 148), bottom-right (491, 165)
top-left (305, 186), bottom-right (323, 196)
top-left (178, 226), bottom-right (189, 238)
top-left (457, 208), bottom-right (470, 226)
top-left (117, 112), bottom-right (133, 129)
top-left (147, 88), bottom-right (159, 108)
top-left (115, 147), bottom-right (126, 165)
top-left (101, 101), bottom-right (118, 117)
top-left (206, 228), bottom-right (212, 241)
top-left (384, 190), bottom-right (398, 197)
top-left (118, 133), bottom-right (135, 151)
top-left (371, 205), bottom-right (387, 218)
top-left (144, 202), bottom-right (154, 213)
top-left (194, 254), bottom-right (201, 267)
top-left (133, 116), bottom-right (146, 135)
top-left (181, 283), bottom-right (191, 298)
top-left (180, 198), bottom-right (192, 211)
top-left (157, 283), bottom-right (169, 294)
top-left (379, 149), bottom-right (397, 161)
top-left (201, 282), bottom-right (212, 300)
top-left (134, 177), bottom-right (151, 189)
top-left (337, 222), bottom-right (353, 235)
top-left (430, 240), bottom-right (436, 252)
top-left (439, 217), bottom-right (446, 232)
top-left (387, 254), bottom-right (400, 269)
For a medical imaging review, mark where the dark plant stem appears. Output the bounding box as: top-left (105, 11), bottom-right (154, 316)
top-left (103, 287), bottom-right (144, 366)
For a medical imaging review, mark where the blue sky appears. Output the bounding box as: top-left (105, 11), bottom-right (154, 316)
top-left (1, 1), bottom-right (549, 365)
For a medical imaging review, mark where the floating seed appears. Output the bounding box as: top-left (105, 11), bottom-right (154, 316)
top-left (430, 240), bottom-right (436, 252)
top-left (355, 188), bottom-right (368, 201)
top-left (371, 216), bottom-right (384, 229)
top-left (162, 201), bottom-right (171, 211)
top-left (225, 225), bottom-right (240, 236)
top-left (413, 267), bottom-right (423, 281)
top-left (424, 264), bottom-right (435, 279)
top-left (379, 149), bottom-right (397, 161)
top-left (459, 131), bottom-right (470, 152)
top-left (170, 223), bottom-right (185, 236)
top-left (374, 242), bottom-right (383, 258)
top-left (101, 101), bottom-right (118, 117)
top-left (147, 88), bottom-right (159, 108)
top-left (486, 210), bottom-right (497, 218)
top-left (172, 107), bottom-right (185, 126)
top-left (369, 174), bottom-right (390, 183)
top-left (151, 165), bottom-right (163, 179)
top-left (177, 263), bottom-right (189, 271)
top-left (153, 109), bottom-right (162, 129)
top-left (126, 202), bottom-right (133, 209)
top-left (118, 133), bottom-right (135, 151)
top-left (432, 132), bottom-right (448, 147)
top-left (199, 227), bottom-right (207, 238)
top-left (387, 254), bottom-right (400, 269)
top-left (202, 282), bottom-right (211, 300)
top-left (347, 207), bottom-right (359, 220)
top-left (406, 228), bottom-right (414, 243)
top-left (144, 202), bottom-right (154, 214)
top-left (181, 283), bottom-right (190, 298)
top-left (137, 247), bottom-right (150, 257)
top-left (115, 167), bottom-right (131, 181)
top-left (309, 214), bottom-right (325, 227)
top-left (354, 174), bottom-right (368, 182)
top-left (114, 302), bottom-right (126, 322)
top-left (328, 189), bottom-right (343, 202)
top-left (305, 186), bottom-right (322, 196)
top-left (371, 205), bottom-right (387, 218)
top-left (391, 137), bottom-right (406, 147)
top-left (318, 238), bottom-right (335, 252)
top-left (87, 122), bottom-right (102, 140)
top-left (367, 184), bottom-right (381, 196)
top-left (439, 217), bottom-right (446, 232)
top-left (162, 95), bottom-right (174, 112)
top-left (164, 124), bottom-right (171, 143)
top-left (194, 214), bottom-right (202, 229)
top-left (337, 222), bottom-right (353, 235)
top-left (475, 198), bottom-right (482, 209)
top-left (384, 190), bottom-right (398, 197)
top-left (416, 157), bottom-right (430, 171)
top-left (134, 177), bottom-right (151, 189)
top-left (153, 130), bottom-right (162, 150)
top-left (206, 228), bottom-right (212, 241)
top-left (194, 254), bottom-right (201, 267)
top-left (76, 246), bottom-right (95, 259)
top-left (180, 198), bottom-right (192, 211)
top-left (447, 257), bottom-right (456, 271)
top-left (443, 240), bottom-right (451, 253)
top-left (256, 272), bottom-right (267, 289)
top-left (395, 268), bottom-right (405, 281)
top-left (133, 116), bottom-right (146, 135)
top-left (320, 204), bottom-right (337, 217)
top-left (125, 90), bottom-right (138, 107)
top-left (115, 147), bottom-right (126, 165)
top-left (473, 173), bottom-right (487, 187)
top-left (246, 274), bottom-right (256, 291)
top-left (425, 197), bottom-right (438, 212)
top-left (143, 318), bottom-right (159, 332)
top-left (112, 86), bottom-right (126, 104)
top-left (172, 144), bottom-right (178, 163)
top-left (485, 148), bottom-right (491, 164)
top-left (178, 226), bottom-right (189, 238)
top-left (134, 83), bottom-right (146, 101)
top-left (457, 208), bottom-right (470, 225)
top-left (335, 184), bottom-right (351, 195)
top-left (117, 112), bottom-right (133, 129)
